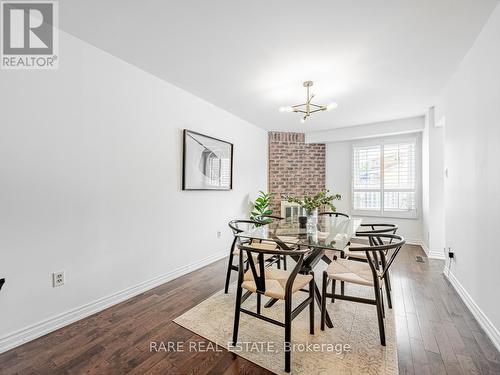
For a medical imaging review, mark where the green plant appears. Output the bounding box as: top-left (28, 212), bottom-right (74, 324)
top-left (285, 190), bottom-right (341, 216)
top-left (250, 191), bottom-right (273, 223)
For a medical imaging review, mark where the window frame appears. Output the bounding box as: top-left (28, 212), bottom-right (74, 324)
top-left (351, 134), bottom-right (421, 219)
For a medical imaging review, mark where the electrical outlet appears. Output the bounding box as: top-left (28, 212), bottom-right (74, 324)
top-left (448, 247), bottom-right (455, 259)
top-left (216, 231), bottom-right (222, 239)
top-left (52, 271), bottom-right (65, 287)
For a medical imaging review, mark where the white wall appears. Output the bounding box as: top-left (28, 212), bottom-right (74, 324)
top-left (436, 3), bottom-right (500, 348)
top-left (325, 137), bottom-right (423, 243)
top-left (0, 30), bottom-right (267, 351)
top-left (421, 113), bottom-right (430, 250)
top-left (421, 108), bottom-right (446, 258)
top-left (306, 116), bottom-right (424, 143)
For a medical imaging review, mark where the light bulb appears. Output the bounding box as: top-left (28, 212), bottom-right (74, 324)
top-left (300, 117), bottom-right (306, 124)
top-left (279, 106), bottom-right (294, 113)
top-left (326, 102), bottom-right (338, 111)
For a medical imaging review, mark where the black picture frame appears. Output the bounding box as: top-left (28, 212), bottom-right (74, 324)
top-left (182, 129), bottom-right (234, 191)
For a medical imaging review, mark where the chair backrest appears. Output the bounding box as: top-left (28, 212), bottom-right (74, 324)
top-left (228, 219), bottom-right (261, 252)
top-left (237, 243), bottom-right (311, 298)
top-left (254, 214), bottom-right (284, 225)
top-left (261, 214), bottom-right (284, 221)
top-left (318, 211), bottom-right (350, 218)
top-left (355, 223), bottom-right (398, 244)
top-left (228, 219), bottom-right (259, 236)
top-left (347, 233), bottom-right (405, 280)
top-left (356, 223), bottom-right (398, 235)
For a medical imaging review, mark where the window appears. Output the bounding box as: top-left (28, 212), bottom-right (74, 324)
top-left (352, 137), bottom-right (418, 218)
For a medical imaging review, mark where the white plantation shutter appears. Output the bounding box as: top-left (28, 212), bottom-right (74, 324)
top-left (352, 138), bottom-right (418, 217)
top-left (352, 145), bottom-right (381, 210)
top-left (383, 142), bottom-right (416, 211)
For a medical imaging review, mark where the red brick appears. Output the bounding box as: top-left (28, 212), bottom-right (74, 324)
top-left (268, 132), bottom-right (325, 213)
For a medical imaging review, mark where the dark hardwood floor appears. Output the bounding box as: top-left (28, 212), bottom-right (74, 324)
top-left (1, 244), bottom-right (499, 374)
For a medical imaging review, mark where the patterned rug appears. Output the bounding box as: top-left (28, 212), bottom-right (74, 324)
top-left (174, 273), bottom-right (398, 375)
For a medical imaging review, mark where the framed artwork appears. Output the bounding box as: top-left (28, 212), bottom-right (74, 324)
top-left (182, 129), bottom-right (233, 190)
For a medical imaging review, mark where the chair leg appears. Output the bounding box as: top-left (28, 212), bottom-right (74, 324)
top-left (331, 279), bottom-right (336, 303)
top-left (339, 252), bottom-right (345, 297)
top-left (380, 253), bottom-right (393, 308)
top-left (384, 273), bottom-right (392, 309)
top-left (309, 276), bottom-right (315, 335)
top-left (374, 284), bottom-right (386, 346)
top-left (277, 256), bottom-right (281, 269)
top-left (321, 271), bottom-right (328, 331)
top-left (257, 293), bottom-right (261, 315)
top-left (380, 287), bottom-right (385, 318)
top-left (338, 251), bottom-right (346, 302)
top-left (283, 255), bottom-right (287, 270)
top-left (224, 252), bottom-right (234, 294)
top-left (386, 269), bottom-right (392, 291)
top-left (232, 285), bottom-right (243, 345)
top-left (331, 279), bottom-right (335, 302)
top-left (284, 297), bottom-right (292, 373)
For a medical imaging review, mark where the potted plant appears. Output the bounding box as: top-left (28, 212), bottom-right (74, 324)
top-left (250, 191), bottom-right (274, 224)
top-left (285, 190), bottom-right (341, 228)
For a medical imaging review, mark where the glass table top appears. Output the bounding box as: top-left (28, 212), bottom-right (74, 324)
top-left (236, 216), bottom-right (362, 251)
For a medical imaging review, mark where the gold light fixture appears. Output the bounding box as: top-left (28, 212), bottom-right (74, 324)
top-left (279, 81), bottom-right (338, 123)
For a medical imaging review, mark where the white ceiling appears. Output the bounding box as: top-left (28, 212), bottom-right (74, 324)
top-left (61, 0), bottom-right (498, 132)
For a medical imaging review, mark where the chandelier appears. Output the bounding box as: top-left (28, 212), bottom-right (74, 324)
top-left (279, 81), bottom-right (338, 123)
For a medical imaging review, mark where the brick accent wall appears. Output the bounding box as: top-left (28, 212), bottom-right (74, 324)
top-left (268, 132), bottom-right (325, 214)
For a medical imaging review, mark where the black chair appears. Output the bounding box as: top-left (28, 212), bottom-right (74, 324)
top-left (232, 242), bottom-right (314, 373)
top-left (339, 223), bottom-right (399, 307)
top-left (257, 215), bottom-right (287, 270)
top-left (348, 223), bottom-right (398, 255)
top-left (225, 220), bottom-right (282, 294)
top-left (255, 214), bottom-right (285, 222)
top-left (346, 223), bottom-right (398, 262)
top-left (321, 233), bottom-right (405, 345)
top-left (317, 212), bottom-right (350, 298)
top-left (318, 211), bottom-right (350, 218)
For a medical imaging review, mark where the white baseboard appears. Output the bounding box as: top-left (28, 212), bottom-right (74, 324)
top-left (405, 238), bottom-right (422, 246)
top-left (444, 269), bottom-right (500, 352)
top-left (410, 239), bottom-right (445, 259)
top-left (351, 237), bottom-right (445, 259)
top-left (427, 250), bottom-right (445, 260)
top-left (354, 237), bottom-right (423, 246)
top-left (0, 249), bottom-right (228, 354)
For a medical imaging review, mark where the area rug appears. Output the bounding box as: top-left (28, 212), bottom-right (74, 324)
top-left (174, 275), bottom-right (398, 375)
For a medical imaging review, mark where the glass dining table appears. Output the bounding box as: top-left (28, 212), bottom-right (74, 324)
top-left (236, 215), bottom-right (362, 328)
